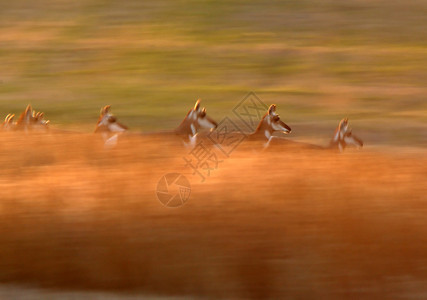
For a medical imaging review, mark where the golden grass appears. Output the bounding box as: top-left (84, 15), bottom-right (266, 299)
top-left (0, 132), bottom-right (425, 298)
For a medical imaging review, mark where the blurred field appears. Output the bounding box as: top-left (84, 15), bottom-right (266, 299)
top-left (0, 0), bottom-right (426, 146)
top-left (0, 0), bottom-right (426, 299)
top-left (0, 133), bottom-right (426, 299)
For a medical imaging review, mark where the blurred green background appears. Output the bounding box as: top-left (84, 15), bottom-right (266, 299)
top-left (0, 0), bottom-right (425, 146)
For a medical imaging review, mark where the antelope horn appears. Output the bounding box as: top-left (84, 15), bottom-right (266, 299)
top-left (194, 99), bottom-right (201, 111)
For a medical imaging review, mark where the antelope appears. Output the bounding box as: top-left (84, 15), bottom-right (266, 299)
top-left (173, 99), bottom-right (218, 148)
top-left (206, 104), bottom-right (291, 153)
top-left (95, 100), bottom-right (217, 148)
top-left (247, 104), bottom-right (292, 147)
top-left (261, 113), bottom-right (363, 152)
top-left (139, 99), bottom-right (218, 148)
top-left (228, 104), bottom-right (362, 152)
top-left (2, 105), bottom-right (50, 132)
top-left (329, 118), bottom-right (363, 152)
top-left (95, 105), bottom-right (128, 147)
top-left (2, 114), bottom-right (16, 131)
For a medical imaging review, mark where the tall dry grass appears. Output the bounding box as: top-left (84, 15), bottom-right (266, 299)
top-left (0, 132), bottom-right (425, 299)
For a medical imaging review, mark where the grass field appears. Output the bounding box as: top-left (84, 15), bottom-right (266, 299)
top-left (1, 0), bottom-right (426, 143)
top-left (0, 0), bottom-right (426, 299)
top-left (0, 134), bottom-right (426, 299)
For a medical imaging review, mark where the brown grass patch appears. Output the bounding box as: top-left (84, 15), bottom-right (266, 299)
top-left (0, 133), bottom-right (426, 298)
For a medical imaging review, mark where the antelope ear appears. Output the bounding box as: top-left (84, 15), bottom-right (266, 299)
top-left (25, 105), bottom-right (33, 120)
top-left (194, 99), bottom-right (201, 111)
top-left (268, 104), bottom-right (277, 115)
top-left (202, 107), bottom-right (206, 114)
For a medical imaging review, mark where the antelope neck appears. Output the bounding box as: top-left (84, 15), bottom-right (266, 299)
top-left (249, 117), bottom-right (272, 140)
top-left (175, 112), bottom-right (197, 137)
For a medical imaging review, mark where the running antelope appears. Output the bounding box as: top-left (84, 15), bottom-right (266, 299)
top-left (2, 114), bottom-right (16, 131)
top-left (95, 105), bottom-right (128, 147)
top-left (206, 103), bottom-right (291, 152)
top-left (141, 99), bottom-right (218, 148)
top-left (329, 118), bottom-right (363, 152)
top-left (2, 105), bottom-right (50, 132)
top-left (247, 104), bottom-right (292, 147)
top-left (263, 115), bottom-right (363, 152)
top-left (95, 100), bottom-right (217, 148)
top-left (173, 99), bottom-right (218, 148)
top-left (239, 104), bottom-right (362, 152)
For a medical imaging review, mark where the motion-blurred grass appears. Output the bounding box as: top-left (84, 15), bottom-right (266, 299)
top-left (0, 133), bottom-right (426, 299)
top-left (0, 0), bottom-right (426, 146)
top-left (0, 1), bottom-right (426, 299)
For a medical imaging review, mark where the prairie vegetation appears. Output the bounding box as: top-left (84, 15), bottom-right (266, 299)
top-left (0, 134), bottom-right (425, 298)
top-left (0, 0), bottom-right (426, 298)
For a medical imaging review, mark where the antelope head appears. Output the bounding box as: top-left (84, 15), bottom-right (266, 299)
top-left (16, 105), bottom-right (50, 131)
top-left (191, 99), bottom-right (218, 132)
top-left (95, 105), bottom-right (128, 134)
top-left (33, 111), bottom-right (50, 127)
top-left (255, 104), bottom-right (291, 140)
top-left (331, 118), bottom-right (363, 152)
top-left (177, 99), bottom-right (218, 137)
top-left (95, 105), bottom-right (128, 148)
top-left (2, 114), bottom-right (16, 131)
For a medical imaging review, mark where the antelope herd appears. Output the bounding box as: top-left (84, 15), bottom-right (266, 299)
top-left (1, 101), bottom-right (363, 152)
top-left (2, 105), bottom-right (50, 132)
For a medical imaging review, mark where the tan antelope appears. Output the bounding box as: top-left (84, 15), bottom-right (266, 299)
top-left (230, 104), bottom-right (362, 152)
top-left (173, 99), bottom-right (218, 148)
top-left (247, 104), bottom-right (292, 146)
top-left (95, 100), bottom-right (217, 148)
top-left (95, 105), bottom-right (128, 147)
top-left (329, 118), bottom-right (363, 152)
top-left (206, 103), bottom-right (291, 153)
top-left (2, 105), bottom-right (50, 132)
top-left (2, 114), bottom-right (16, 131)
top-left (263, 114), bottom-right (363, 152)
top-left (139, 99), bottom-right (218, 148)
